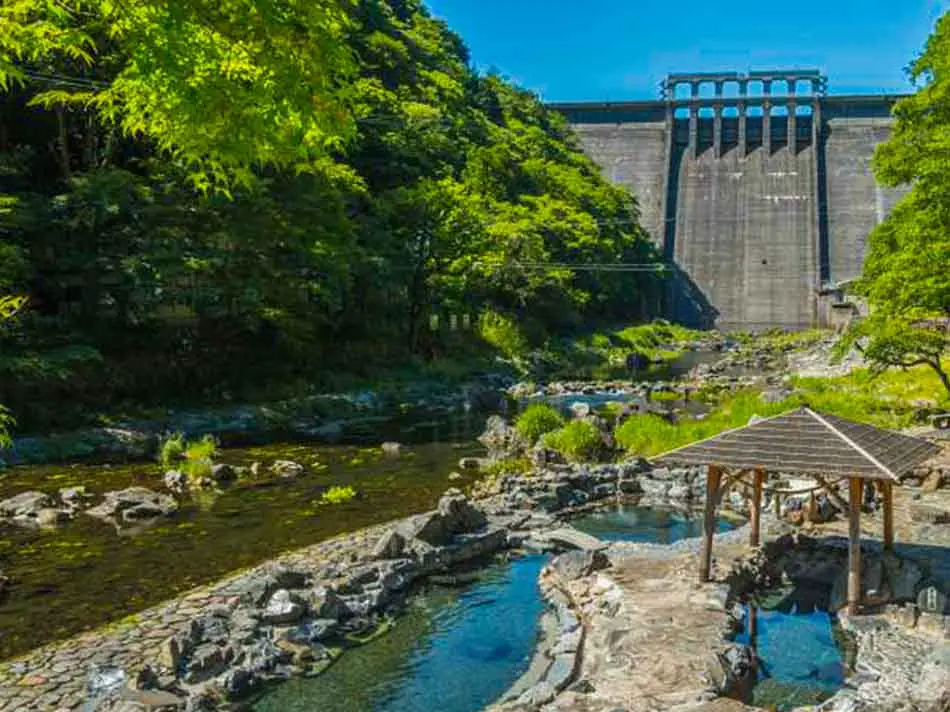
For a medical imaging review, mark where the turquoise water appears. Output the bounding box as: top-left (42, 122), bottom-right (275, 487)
top-left (570, 503), bottom-right (735, 544)
top-left (736, 586), bottom-right (855, 710)
top-left (253, 554), bottom-right (548, 712)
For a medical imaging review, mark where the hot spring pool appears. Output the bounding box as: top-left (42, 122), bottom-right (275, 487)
top-left (570, 501), bottom-right (736, 544)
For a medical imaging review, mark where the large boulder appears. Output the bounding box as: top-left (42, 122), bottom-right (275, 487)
top-left (478, 415), bottom-right (528, 460)
top-left (437, 490), bottom-right (486, 534)
top-left (0, 491), bottom-right (52, 519)
top-left (86, 487), bottom-right (178, 524)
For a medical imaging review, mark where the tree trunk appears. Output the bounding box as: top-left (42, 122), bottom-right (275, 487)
top-left (55, 105), bottom-right (72, 179)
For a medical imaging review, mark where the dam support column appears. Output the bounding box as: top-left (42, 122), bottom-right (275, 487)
top-left (738, 101), bottom-right (747, 159)
top-left (713, 104), bottom-right (723, 158)
top-left (763, 100), bottom-right (772, 155)
top-left (689, 104), bottom-right (699, 158)
top-left (788, 100), bottom-right (797, 152)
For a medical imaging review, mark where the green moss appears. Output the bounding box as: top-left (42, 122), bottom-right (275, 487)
top-left (543, 420), bottom-right (603, 463)
top-left (514, 403), bottom-right (565, 445)
top-left (649, 390), bottom-right (679, 402)
top-left (481, 456), bottom-right (532, 479)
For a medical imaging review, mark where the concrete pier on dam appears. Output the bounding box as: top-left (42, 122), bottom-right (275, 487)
top-left (549, 70), bottom-right (910, 331)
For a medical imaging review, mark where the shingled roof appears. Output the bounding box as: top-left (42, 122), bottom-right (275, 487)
top-left (652, 406), bottom-right (940, 480)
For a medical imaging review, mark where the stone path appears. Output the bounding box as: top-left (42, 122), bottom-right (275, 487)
top-left (0, 524), bottom-right (383, 711)
top-left (539, 540), bottom-right (757, 712)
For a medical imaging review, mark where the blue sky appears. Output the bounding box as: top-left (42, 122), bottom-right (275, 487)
top-left (424, 0), bottom-right (949, 101)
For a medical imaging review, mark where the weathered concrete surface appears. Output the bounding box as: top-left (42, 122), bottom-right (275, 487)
top-left (569, 118), bottom-right (669, 247)
top-left (551, 92), bottom-right (908, 331)
top-left (671, 136), bottom-right (818, 331)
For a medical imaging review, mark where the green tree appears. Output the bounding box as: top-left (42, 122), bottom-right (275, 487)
top-left (843, 12), bottom-right (950, 397)
top-left (0, 0), bottom-right (357, 189)
top-left (0, 295), bottom-right (26, 447)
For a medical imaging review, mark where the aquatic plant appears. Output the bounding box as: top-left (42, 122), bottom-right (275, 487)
top-left (321, 485), bottom-right (357, 505)
top-left (159, 433), bottom-right (218, 483)
top-left (158, 432), bottom-right (186, 468)
top-left (514, 403), bottom-right (565, 445)
top-left (543, 420), bottom-right (603, 463)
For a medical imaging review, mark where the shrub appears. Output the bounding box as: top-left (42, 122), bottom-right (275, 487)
top-left (158, 432), bottom-right (186, 468)
top-left (321, 485), bottom-right (357, 504)
top-left (477, 310), bottom-right (528, 360)
top-left (160, 433), bottom-right (217, 482)
top-left (515, 403), bottom-right (565, 445)
top-left (543, 420), bottom-right (603, 463)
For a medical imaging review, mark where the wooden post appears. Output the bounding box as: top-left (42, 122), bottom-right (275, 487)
top-left (848, 477), bottom-right (863, 615)
top-left (883, 480), bottom-right (894, 551)
top-left (700, 465), bottom-right (722, 583)
top-left (750, 469), bottom-right (765, 546)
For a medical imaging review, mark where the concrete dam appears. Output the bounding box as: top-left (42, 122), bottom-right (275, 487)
top-left (549, 70), bottom-right (909, 331)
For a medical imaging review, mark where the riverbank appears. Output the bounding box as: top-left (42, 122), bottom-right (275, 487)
top-left (1, 453), bottom-right (948, 711)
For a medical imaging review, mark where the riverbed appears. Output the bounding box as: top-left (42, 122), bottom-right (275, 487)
top-left (0, 439), bottom-right (481, 660)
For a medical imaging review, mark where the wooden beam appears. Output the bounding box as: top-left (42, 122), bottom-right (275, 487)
top-left (750, 469), bottom-right (764, 546)
top-left (883, 480), bottom-right (894, 551)
top-left (848, 477), bottom-right (863, 615)
top-left (699, 465), bottom-right (722, 583)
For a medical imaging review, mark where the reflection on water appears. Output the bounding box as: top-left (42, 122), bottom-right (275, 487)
top-left (570, 503), bottom-right (735, 544)
top-left (0, 416), bottom-right (485, 659)
top-left (253, 554), bottom-right (549, 712)
top-left (736, 585), bottom-right (855, 710)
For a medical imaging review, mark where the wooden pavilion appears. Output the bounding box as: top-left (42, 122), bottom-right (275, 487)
top-left (651, 406), bottom-right (940, 614)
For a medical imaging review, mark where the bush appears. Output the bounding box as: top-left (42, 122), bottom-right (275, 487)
top-left (543, 420), bottom-right (603, 463)
top-left (321, 485), bottom-right (356, 504)
top-left (477, 310), bottom-right (528, 360)
top-left (515, 403), bottom-right (565, 445)
top-left (158, 432), bottom-right (186, 468)
top-left (159, 432), bottom-right (217, 483)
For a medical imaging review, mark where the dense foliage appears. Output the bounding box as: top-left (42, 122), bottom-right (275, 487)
top-left (850, 10), bottom-right (950, 396)
top-left (0, 0), bottom-right (663, 433)
top-left (514, 403), bottom-right (564, 445)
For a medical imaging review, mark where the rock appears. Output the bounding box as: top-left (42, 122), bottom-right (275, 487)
top-left (372, 529), bottom-right (407, 559)
top-left (458, 457), bottom-right (481, 471)
top-left (552, 549), bottom-right (610, 581)
top-left (183, 642), bottom-right (234, 683)
top-left (922, 470), bottom-right (945, 492)
top-left (87, 664), bottom-right (127, 700)
top-left (478, 415), bottom-right (528, 460)
top-left (35, 507), bottom-right (68, 528)
top-left (262, 589), bottom-right (306, 624)
top-left (516, 681), bottom-right (556, 707)
top-left (381, 442), bottom-right (402, 457)
top-left (59, 485), bottom-right (92, 509)
top-left (399, 511), bottom-right (449, 547)
top-left (164, 470), bottom-right (188, 493)
top-left (308, 587), bottom-right (346, 620)
top-left (917, 586), bottom-right (950, 615)
top-left (210, 463), bottom-right (236, 483)
top-left (271, 460), bottom-right (305, 478)
top-left (437, 491), bottom-right (487, 534)
top-left (86, 487), bottom-right (178, 524)
top-left (569, 401), bottom-right (591, 418)
top-left (909, 503), bottom-right (950, 525)
top-left (0, 491), bottom-right (52, 518)
top-left (916, 645), bottom-right (950, 709)
top-left (541, 527), bottom-right (607, 552)
top-left (448, 471), bottom-right (463, 481)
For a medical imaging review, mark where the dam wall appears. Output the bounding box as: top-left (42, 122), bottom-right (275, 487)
top-left (550, 71), bottom-right (909, 330)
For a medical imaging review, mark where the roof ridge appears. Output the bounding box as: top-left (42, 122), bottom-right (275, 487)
top-left (804, 408), bottom-right (897, 480)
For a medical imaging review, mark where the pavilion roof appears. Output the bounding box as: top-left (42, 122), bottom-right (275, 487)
top-left (651, 406), bottom-right (940, 480)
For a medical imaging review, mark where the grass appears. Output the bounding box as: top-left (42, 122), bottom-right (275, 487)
top-left (157, 432), bottom-right (217, 483)
top-left (615, 360), bottom-right (949, 457)
top-left (535, 320), bottom-right (708, 380)
top-left (543, 420), bottom-right (604, 463)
